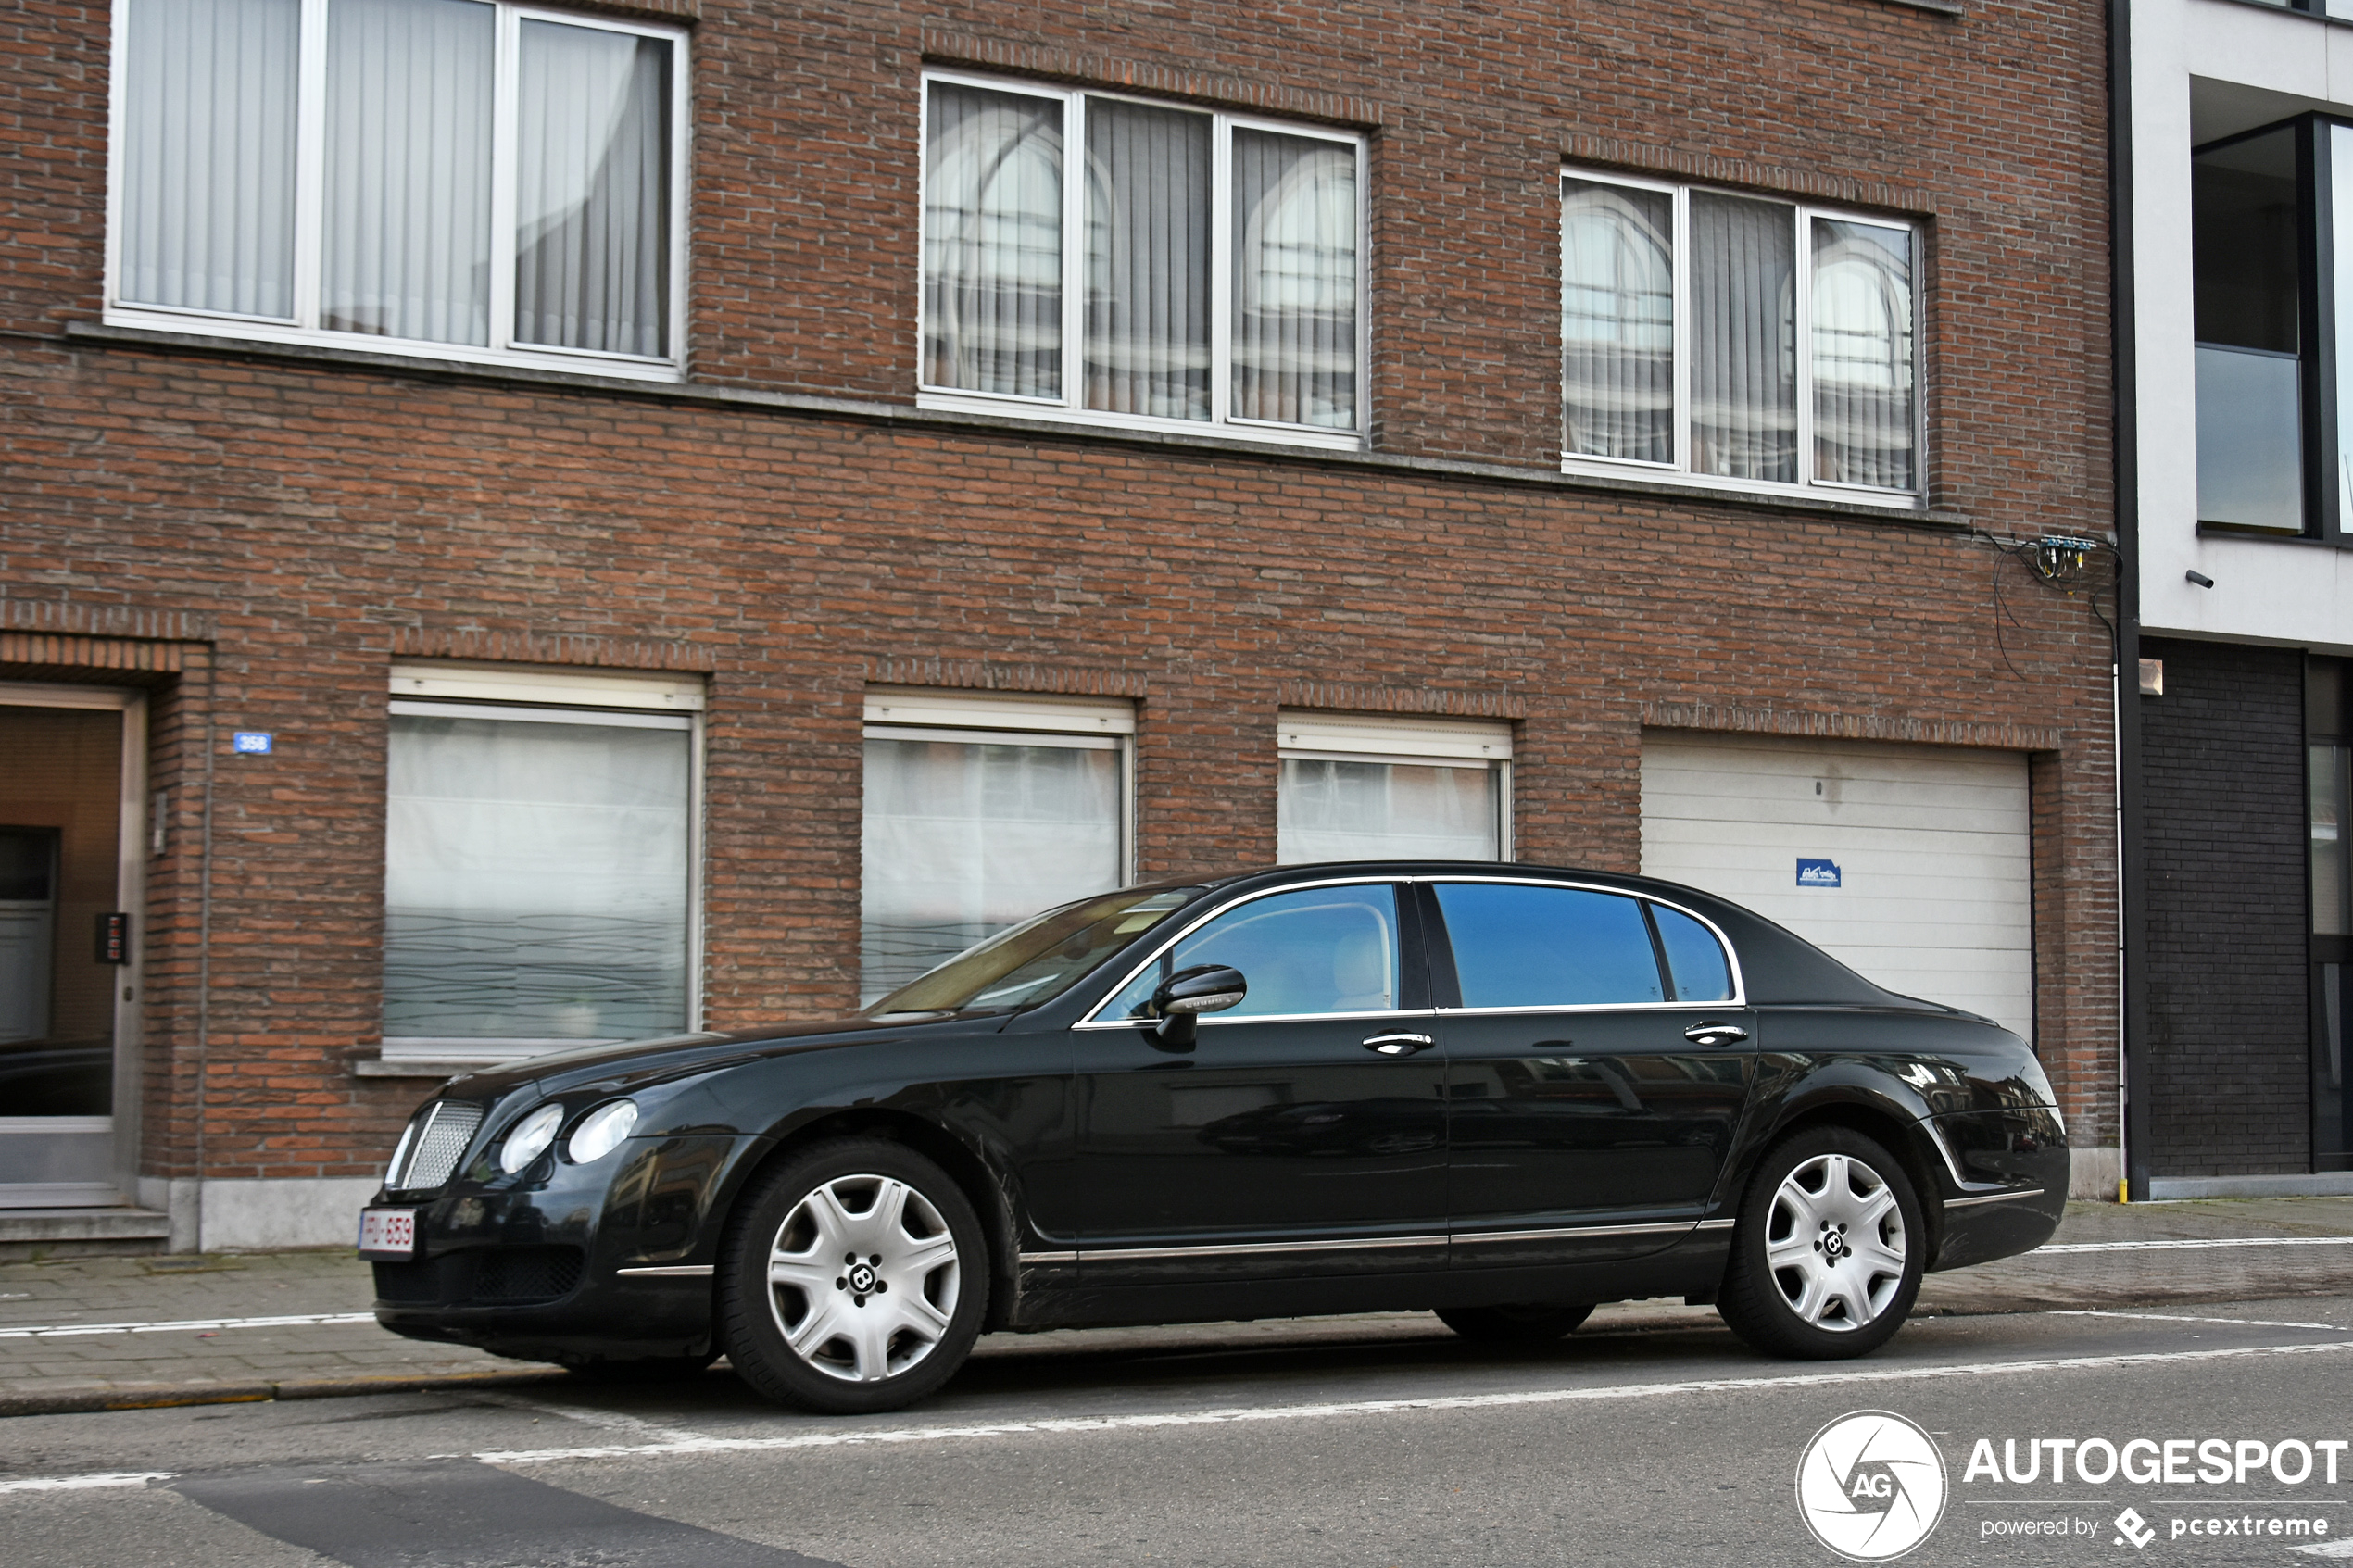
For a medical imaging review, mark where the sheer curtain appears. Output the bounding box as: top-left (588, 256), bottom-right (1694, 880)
top-left (1231, 130), bottom-right (1358, 429)
top-left (924, 84), bottom-right (1064, 398)
top-left (514, 20), bottom-right (673, 358)
top-left (1690, 192), bottom-right (1796, 483)
top-left (1277, 759), bottom-right (1498, 863)
top-left (384, 711), bottom-right (691, 1047)
top-left (1811, 219), bottom-right (1916, 489)
top-left (1084, 98), bottom-right (1212, 420)
top-left (120, 0), bottom-right (300, 317)
top-left (323, 0), bottom-right (494, 345)
top-left (1562, 179), bottom-right (1674, 463)
top-left (861, 737), bottom-right (1120, 1003)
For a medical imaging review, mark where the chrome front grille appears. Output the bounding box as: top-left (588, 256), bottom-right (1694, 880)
top-left (387, 1100), bottom-right (484, 1192)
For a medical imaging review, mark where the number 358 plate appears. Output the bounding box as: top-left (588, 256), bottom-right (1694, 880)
top-left (357, 1207), bottom-right (417, 1260)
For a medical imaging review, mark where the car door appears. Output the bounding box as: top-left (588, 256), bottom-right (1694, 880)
top-left (1426, 880), bottom-right (1755, 1267)
top-left (1071, 880), bottom-right (1450, 1285)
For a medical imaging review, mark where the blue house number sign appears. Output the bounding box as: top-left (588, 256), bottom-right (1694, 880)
top-left (233, 731), bottom-right (273, 755)
top-left (1796, 858), bottom-right (1843, 888)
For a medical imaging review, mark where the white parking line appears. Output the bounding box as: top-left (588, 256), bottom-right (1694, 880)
top-left (2054, 1309), bottom-right (2349, 1331)
top-left (464, 1336), bottom-right (2353, 1466)
top-left (2038, 1236), bottom-right (2353, 1255)
top-left (0, 1313), bottom-right (376, 1340)
top-left (0, 1472), bottom-right (173, 1494)
top-left (470, 1391), bottom-right (710, 1447)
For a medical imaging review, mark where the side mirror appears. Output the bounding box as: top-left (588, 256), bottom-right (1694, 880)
top-left (1150, 964), bottom-right (1248, 1051)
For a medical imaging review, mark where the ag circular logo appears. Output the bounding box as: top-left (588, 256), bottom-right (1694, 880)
top-left (1795, 1410), bottom-right (1949, 1561)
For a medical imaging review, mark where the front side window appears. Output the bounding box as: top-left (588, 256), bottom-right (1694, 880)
top-left (921, 73), bottom-right (1364, 448)
top-left (1434, 883), bottom-right (1665, 1009)
top-left (1562, 170), bottom-right (1919, 500)
top-left (859, 691), bottom-right (1135, 1004)
top-left (1104, 884), bottom-right (1403, 1021)
top-left (110, 0), bottom-right (684, 378)
top-left (382, 670), bottom-right (701, 1060)
top-left (1274, 712), bottom-right (1511, 863)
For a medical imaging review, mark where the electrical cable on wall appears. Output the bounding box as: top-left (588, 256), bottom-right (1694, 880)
top-left (1972, 530), bottom-right (2121, 678)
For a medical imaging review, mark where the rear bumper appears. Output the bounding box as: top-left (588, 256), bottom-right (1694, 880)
top-left (1924, 1105), bottom-right (2069, 1271)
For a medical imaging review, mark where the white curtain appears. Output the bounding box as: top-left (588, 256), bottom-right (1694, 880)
top-left (1277, 759), bottom-right (1497, 864)
top-left (120, 0), bottom-right (300, 318)
top-left (1690, 192), bottom-right (1796, 483)
top-left (1231, 130), bottom-right (1357, 429)
top-left (384, 712), bottom-right (690, 1043)
top-left (514, 20), bottom-right (673, 358)
top-left (1811, 219), bottom-right (1916, 489)
top-left (1084, 98), bottom-right (1212, 420)
top-left (924, 83), bottom-right (1064, 398)
top-left (322, 0), bottom-right (494, 345)
top-left (861, 738), bottom-right (1119, 1003)
top-left (1562, 179), bottom-right (1674, 463)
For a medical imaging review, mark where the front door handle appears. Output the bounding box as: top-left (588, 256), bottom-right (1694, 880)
top-left (1683, 1022), bottom-right (1748, 1047)
top-left (1363, 1032), bottom-right (1435, 1057)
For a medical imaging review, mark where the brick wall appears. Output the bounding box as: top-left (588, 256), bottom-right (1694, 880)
top-left (0, 0), bottom-right (2122, 1185)
top-left (2139, 638), bottom-right (2311, 1175)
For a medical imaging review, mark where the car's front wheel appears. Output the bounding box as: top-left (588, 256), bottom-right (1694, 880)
top-left (1717, 1125), bottom-right (1922, 1360)
top-left (718, 1137), bottom-right (988, 1414)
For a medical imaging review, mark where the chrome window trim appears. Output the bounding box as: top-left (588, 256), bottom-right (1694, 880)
top-left (1073, 876), bottom-right (1411, 1029)
top-left (1073, 872), bottom-right (1748, 1028)
top-left (1423, 874), bottom-right (1749, 1010)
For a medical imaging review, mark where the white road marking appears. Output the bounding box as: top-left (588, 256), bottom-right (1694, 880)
top-left (2038, 1236), bottom-right (2353, 1255)
top-left (2054, 1309), bottom-right (2349, 1331)
top-left (0, 1312), bottom-right (375, 1340)
top-left (2289, 1538), bottom-right (2353, 1559)
top-left (470, 1336), bottom-right (2353, 1466)
top-left (0, 1472), bottom-right (172, 1494)
top-left (471, 1391), bottom-right (709, 1447)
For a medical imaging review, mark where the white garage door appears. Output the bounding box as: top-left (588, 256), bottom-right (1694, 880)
top-left (1641, 732), bottom-right (2033, 1041)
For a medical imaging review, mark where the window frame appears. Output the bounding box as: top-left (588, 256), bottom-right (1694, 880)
top-left (379, 663), bottom-right (706, 1063)
top-left (1559, 166), bottom-right (1926, 508)
top-left (1274, 710), bottom-right (1513, 863)
top-left (915, 69), bottom-right (1370, 452)
top-left (1424, 877), bottom-right (1748, 1016)
top-left (103, 0), bottom-right (691, 383)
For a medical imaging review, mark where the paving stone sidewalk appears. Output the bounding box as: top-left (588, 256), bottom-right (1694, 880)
top-left (5, 1196), bottom-right (2351, 1418)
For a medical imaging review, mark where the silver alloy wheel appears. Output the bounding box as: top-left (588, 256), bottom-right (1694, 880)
top-left (764, 1173), bottom-right (961, 1382)
top-left (1763, 1151), bottom-right (1906, 1331)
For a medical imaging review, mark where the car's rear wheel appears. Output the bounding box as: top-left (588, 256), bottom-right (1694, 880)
top-left (717, 1137), bottom-right (988, 1414)
top-left (1717, 1125), bottom-right (1922, 1359)
top-left (1435, 1302), bottom-right (1594, 1343)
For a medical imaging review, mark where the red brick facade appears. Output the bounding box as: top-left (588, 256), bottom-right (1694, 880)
top-left (0, 1), bottom-right (2118, 1205)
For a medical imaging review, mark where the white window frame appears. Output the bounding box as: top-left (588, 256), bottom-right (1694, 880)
top-left (103, 0), bottom-right (691, 383)
top-left (861, 688), bottom-right (1137, 886)
top-left (916, 69), bottom-right (1369, 453)
top-left (1560, 166), bottom-right (1925, 508)
top-left (380, 663), bottom-right (705, 1063)
top-left (1275, 710), bottom-right (1514, 861)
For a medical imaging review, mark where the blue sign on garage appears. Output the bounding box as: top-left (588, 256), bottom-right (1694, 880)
top-left (1796, 858), bottom-right (1843, 888)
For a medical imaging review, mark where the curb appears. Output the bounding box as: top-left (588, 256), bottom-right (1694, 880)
top-left (0, 1365), bottom-right (572, 1419)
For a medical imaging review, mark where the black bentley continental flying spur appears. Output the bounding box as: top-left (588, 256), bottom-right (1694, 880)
top-left (361, 864), bottom-right (2067, 1413)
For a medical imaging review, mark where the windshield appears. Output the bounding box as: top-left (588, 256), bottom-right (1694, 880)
top-left (863, 885), bottom-right (1205, 1018)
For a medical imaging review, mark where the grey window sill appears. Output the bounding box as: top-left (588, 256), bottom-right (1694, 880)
top-left (353, 1058), bottom-right (502, 1079)
top-left (59, 320), bottom-right (1971, 531)
top-left (2196, 521), bottom-right (2353, 548)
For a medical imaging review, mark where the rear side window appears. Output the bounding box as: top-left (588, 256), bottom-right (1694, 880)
top-left (1434, 883), bottom-right (1664, 1008)
top-left (1105, 884), bottom-right (1402, 1020)
top-left (1651, 903), bottom-right (1734, 1002)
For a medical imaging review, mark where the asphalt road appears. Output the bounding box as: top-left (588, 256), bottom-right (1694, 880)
top-left (9, 1295), bottom-right (2353, 1567)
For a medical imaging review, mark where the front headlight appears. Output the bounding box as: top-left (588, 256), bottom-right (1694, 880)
top-left (499, 1103), bottom-right (565, 1174)
top-left (567, 1099), bottom-right (639, 1164)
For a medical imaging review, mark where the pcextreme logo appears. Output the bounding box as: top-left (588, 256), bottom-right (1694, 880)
top-left (1796, 1411), bottom-right (1952, 1561)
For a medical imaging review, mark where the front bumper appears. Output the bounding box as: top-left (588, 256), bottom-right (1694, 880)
top-left (369, 1132), bottom-right (761, 1363)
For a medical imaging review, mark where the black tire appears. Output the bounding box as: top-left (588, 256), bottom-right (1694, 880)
top-left (1717, 1125), bottom-right (1924, 1360)
top-left (717, 1136), bottom-right (988, 1415)
top-left (560, 1352), bottom-right (717, 1384)
top-left (1435, 1302), bottom-right (1595, 1343)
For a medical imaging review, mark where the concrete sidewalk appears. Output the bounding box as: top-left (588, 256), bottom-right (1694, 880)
top-left (5, 1196), bottom-right (2352, 1419)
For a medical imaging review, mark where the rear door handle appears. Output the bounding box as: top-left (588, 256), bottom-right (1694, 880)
top-left (1363, 1032), bottom-right (1435, 1057)
top-left (1683, 1022), bottom-right (1748, 1047)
